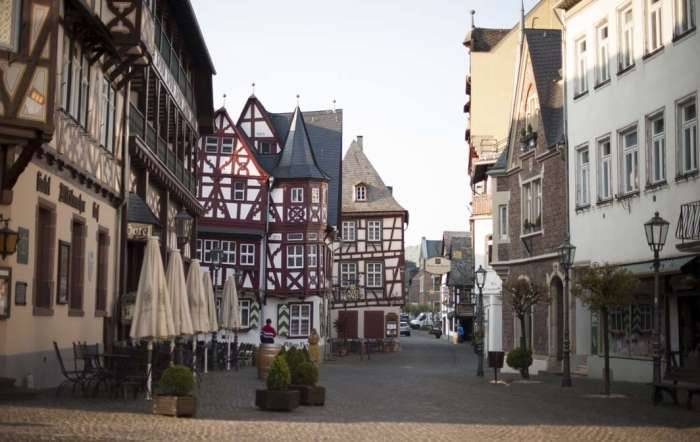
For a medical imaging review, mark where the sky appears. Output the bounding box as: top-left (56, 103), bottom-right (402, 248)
top-left (191, 0), bottom-right (539, 247)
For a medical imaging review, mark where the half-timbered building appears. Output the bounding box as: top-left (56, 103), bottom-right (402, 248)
top-left (197, 95), bottom-right (342, 350)
top-left (332, 137), bottom-right (408, 341)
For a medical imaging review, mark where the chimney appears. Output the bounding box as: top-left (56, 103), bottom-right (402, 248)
top-left (387, 186), bottom-right (393, 195)
top-left (356, 135), bottom-right (363, 151)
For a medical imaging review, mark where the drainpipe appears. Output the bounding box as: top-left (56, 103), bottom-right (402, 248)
top-left (260, 176), bottom-right (274, 310)
top-left (116, 76), bottom-right (131, 343)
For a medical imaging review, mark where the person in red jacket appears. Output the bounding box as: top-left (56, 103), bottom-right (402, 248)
top-left (260, 319), bottom-right (277, 344)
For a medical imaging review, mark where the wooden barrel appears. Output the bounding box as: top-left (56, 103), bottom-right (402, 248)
top-left (257, 344), bottom-right (282, 380)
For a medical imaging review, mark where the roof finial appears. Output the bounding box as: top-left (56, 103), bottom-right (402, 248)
top-left (296, 94), bottom-right (300, 107)
top-left (332, 98), bottom-right (337, 112)
top-left (222, 93), bottom-right (227, 108)
top-left (251, 82), bottom-right (256, 96)
top-left (470, 10), bottom-right (475, 29)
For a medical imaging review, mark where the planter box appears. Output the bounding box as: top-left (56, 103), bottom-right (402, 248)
top-left (153, 395), bottom-right (196, 417)
top-left (289, 384), bottom-right (326, 406)
top-left (255, 389), bottom-right (300, 411)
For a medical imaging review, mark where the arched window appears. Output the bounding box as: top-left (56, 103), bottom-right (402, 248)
top-left (355, 184), bottom-right (367, 201)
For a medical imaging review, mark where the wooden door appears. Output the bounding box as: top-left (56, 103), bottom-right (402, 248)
top-left (338, 310), bottom-right (358, 339)
top-left (364, 311), bottom-right (384, 339)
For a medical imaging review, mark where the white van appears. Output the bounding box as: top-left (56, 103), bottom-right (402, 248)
top-left (409, 312), bottom-right (433, 329)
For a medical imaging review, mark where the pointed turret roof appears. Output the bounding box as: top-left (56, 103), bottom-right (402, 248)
top-left (342, 137), bottom-right (406, 214)
top-left (272, 107), bottom-right (329, 180)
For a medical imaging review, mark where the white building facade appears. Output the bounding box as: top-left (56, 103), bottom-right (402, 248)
top-left (559, 0), bottom-right (700, 382)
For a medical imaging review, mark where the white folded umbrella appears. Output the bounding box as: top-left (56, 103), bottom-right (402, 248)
top-left (129, 236), bottom-right (175, 399)
top-left (202, 271), bottom-right (219, 333)
top-left (221, 274), bottom-right (241, 371)
top-left (166, 250), bottom-right (194, 337)
top-left (186, 260), bottom-right (208, 372)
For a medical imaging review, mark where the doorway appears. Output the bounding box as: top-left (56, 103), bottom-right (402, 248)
top-left (678, 295), bottom-right (700, 367)
top-left (550, 277), bottom-right (564, 361)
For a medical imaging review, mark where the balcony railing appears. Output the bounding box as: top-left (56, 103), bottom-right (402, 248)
top-left (129, 104), bottom-right (197, 194)
top-left (154, 20), bottom-right (194, 107)
top-left (471, 194), bottom-right (492, 216)
top-left (676, 200), bottom-right (700, 244)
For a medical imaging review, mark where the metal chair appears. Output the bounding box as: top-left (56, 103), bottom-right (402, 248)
top-left (53, 342), bottom-right (87, 396)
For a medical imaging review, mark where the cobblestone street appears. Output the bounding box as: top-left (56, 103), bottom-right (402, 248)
top-left (1, 332), bottom-right (699, 441)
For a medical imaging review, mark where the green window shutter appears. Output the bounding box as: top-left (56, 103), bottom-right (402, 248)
top-left (277, 304), bottom-right (289, 337)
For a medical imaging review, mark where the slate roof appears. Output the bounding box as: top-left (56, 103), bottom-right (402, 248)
top-left (487, 149), bottom-right (509, 176)
top-left (446, 235), bottom-right (474, 288)
top-left (463, 28), bottom-right (510, 52)
top-left (342, 139), bottom-right (406, 214)
top-left (127, 193), bottom-right (159, 225)
top-left (525, 29), bottom-right (563, 147)
top-left (420, 239), bottom-right (442, 262)
top-left (271, 107), bottom-right (328, 180)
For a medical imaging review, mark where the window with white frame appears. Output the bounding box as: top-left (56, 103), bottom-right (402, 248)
top-left (239, 299), bottom-right (251, 328)
top-left (221, 137), bottom-right (234, 155)
top-left (287, 233), bottom-right (303, 241)
top-left (647, 0), bottom-right (663, 52)
top-left (619, 5), bottom-right (635, 70)
top-left (287, 245), bottom-right (304, 269)
top-left (648, 113), bottom-right (666, 184)
top-left (355, 184), bottom-right (367, 201)
top-left (576, 146), bottom-right (590, 207)
top-left (521, 178), bottom-right (542, 234)
top-left (221, 240), bottom-right (236, 264)
top-left (342, 221), bottom-right (356, 241)
top-left (596, 22), bottom-right (610, 84)
top-left (291, 187), bottom-right (304, 203)
top-left (240, 244), bottom-right (255, 266)
top-left (233, 181), bottom-right (245, 201)
top-left (312, 187), bottom-right (320, 203)
top-left (341, 262), bottom-right (357, 286)
top-left (498, 204), bottom-right (508, 240)
top-left (289, 303), bottom-right (311, 337)
top-left (202, 239), bottom-right (219, 263)
top-left (196, 239), bottom-right (202, 260)
top-left (575, 37), bottom-right (588, 95)
top-left (367, 262), bottom-right (383, 288)
top-left (205, 136), bottom-right (218, 153)
top-left (368, 220), bottom-right (382, 242)
top-left (675, 0), bottom-right (696, 35)
top-left (598, 137), bottom-right (613, 201)
top-left (679, 97), bottom-right (698, 174)
top-left (99, 77), bottom-right (116, 153)
top-left (620, 126), bottom-right (640, 193)
top-left (307, 244), bottom-right (318, 267)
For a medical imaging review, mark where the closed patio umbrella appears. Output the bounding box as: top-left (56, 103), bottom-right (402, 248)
top-left (221, 273), bottom-right (240, 370)
top-left (201, 271), bottom-right (219, 373)
top-left (129, 236), bottom-right (175, 399)
top-left (186, 260), bottom-right (208, 373)
top-left (166, 249), bottom-right (194, 365)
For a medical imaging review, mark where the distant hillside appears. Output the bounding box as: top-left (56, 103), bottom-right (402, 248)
top-left (405, 244), bottom-right (420, 263)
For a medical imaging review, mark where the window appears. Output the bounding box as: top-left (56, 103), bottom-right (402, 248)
top-left (598, 137), bottom-right (613, 201)
top-left (596, 23), bottom-right (610, 84)
top-left (679, 97), bottom-right (698, 174)
top-left (636, 304), bottom-right (653, 332)
top-left (487, 235), bottom-right (493, 263)
top-left (498, 204), bottom-right (508, 240)
top-left (289, 303), bottom-right (312, 337)
top-left (609, 307), bottom-right (627, 333)
top-left (0, 0), bottom-right (21, 52)
top-left (233, 181), bottom-right (245, 201)
top-left (576, 146), bottom-right (590, 207)
top-left (69, 220), bottom-right (86, 313)
top-left (259, 141), bottom-right (274, 154)
top-left (620, 126), bottom-right (639, 193)
top-left (205, 137), bottom-right (218, 154)
top-left (675, 0), bottom-right (696, 35)
top-left (619, 6), bottom-right (635, 70)
top-left (195, 239), bottom-right (202, 261)
top-left (239, 299), bottom-right (251, 328)
top-left (287, 233), bottom-right (304, 241)
top-left (312, 188), bottom-right (320, 203)
top-left (240, 244), bottom-right (255, 266)
top-left (221, 240), bottom-right (236, 264)
top-left (342, 221), bottom-right (356, 242)
top-left (525, 92), bottom-right (538, 129)
top-left (521, 178), bottom-right (542, 234)
top-left (35, 205), bottom-right (56, 310)
top-left (647, 0), bottom-right (663, 52)
top-left (99, 77), bottom-right (116, 153)
top-left (291, 187), bottom-right (304, 203)
top-left (575, 37), bottom-right (588, 95)
top-left (202, 239), bottom-right (219, 263)
top-left (221, 138), bottom-right (234, 155)
top-left (62, 35), bottom-right (90, 128)
top-left (308, 233), bottom-right (318, 241)
top-left (341, 262), bottom-right (357, 287)
top-left (287, 245), bottom-right (304, 269)
top-left (368, 220), bottom-right (382, 242)
top-left (355, 184), bottom-right (367, 201)
top-left (60, 35), bottom-right (70, 110)
top-left (367, 263), bottom-right (383, 288)
top-left (648, 113), bottom-right (666, 184)
top-left (95, 231), bottom-right (109, 314)
top-left (307, 244), bottom-right (318, 267)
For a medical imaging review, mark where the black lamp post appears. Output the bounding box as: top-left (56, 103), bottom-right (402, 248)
top-left (644, 211), bottom-right (669, 385)
top-left (474, 265), bottom-right (487, 377)
top-left (174, 210), bottom-right (193, 252)
top-left (0, 216), bottom-right (19, 260)
top-left (557, 235), bottom-right (576, 388)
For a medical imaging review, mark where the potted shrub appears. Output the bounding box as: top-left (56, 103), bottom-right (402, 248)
top-left (153, 365), bottom-right (196, 417)
top-left (255, 354), bottom-right (300, 411)
top-left (506, 347), bottom-right (533, 379)
top-left (290, 361), bottom-right (325, 406)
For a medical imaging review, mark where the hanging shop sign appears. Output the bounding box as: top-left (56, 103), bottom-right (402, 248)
top-left (425, 257), bottom-right (451, 275)
top-left (127, 223), bottom-right (151, 241)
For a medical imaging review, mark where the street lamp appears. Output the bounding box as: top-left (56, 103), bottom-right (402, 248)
top-left (0, 216), bottom-right (19, 260)
top-left (644, 211), bottom-right (669, 385)
top-left (174, 210), bottom-right (193, 250)
top-left (474, 265), bottom-right (487, 377)
top-left (557, 236), bottom-right (576, 388)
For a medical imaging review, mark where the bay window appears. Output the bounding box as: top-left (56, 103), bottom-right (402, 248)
top-left (521, 178), bottom-right (542, 234)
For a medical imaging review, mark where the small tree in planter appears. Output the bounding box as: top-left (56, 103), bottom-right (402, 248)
top-left (503, 277), bottom-right (547, 378)
top-left (255, 354), bottom-right (300, 411)
top-left (290, 361), bottom-right (325, 406)
top-left (153, 365), bottom-right (196, 417)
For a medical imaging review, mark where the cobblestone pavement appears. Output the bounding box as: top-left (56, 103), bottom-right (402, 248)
top-left (1, 332), bottom-right (699, 441)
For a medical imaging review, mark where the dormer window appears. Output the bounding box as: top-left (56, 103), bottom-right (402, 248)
top-left (355, 184), bottom-right (367, 201)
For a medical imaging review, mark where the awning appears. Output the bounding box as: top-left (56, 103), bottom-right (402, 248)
top-left (621, 256), bottom-right (696, 276)
top-left (127, 193), bottom-right (159, 225)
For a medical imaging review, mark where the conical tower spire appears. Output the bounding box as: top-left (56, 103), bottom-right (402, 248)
top-left (272, 107), bottom-right (328, 180)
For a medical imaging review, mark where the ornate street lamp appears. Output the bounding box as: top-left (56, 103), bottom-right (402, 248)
top-left (0, 216), bottom-right (19, 260)
top-left (474, 265), bottom-right (487, 377)
top-left (557, 236), bottom-right (576, 388)
top-left (644, 211), bottom-right (669, 385)
top-left (174, 210), bottom-right (193, 250)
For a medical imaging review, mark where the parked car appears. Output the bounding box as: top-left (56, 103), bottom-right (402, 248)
top-left (400, 313), bottom-right (410, 323)
top-left (409, 312), bottom-right (433, 329)
top-left (399, 321), bottom-right (411, 336)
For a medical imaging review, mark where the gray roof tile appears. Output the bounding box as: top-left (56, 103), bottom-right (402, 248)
top-left (272, 107), bottom-right (328, 180)
top-left (525, 29), bottom-right (563, 147)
